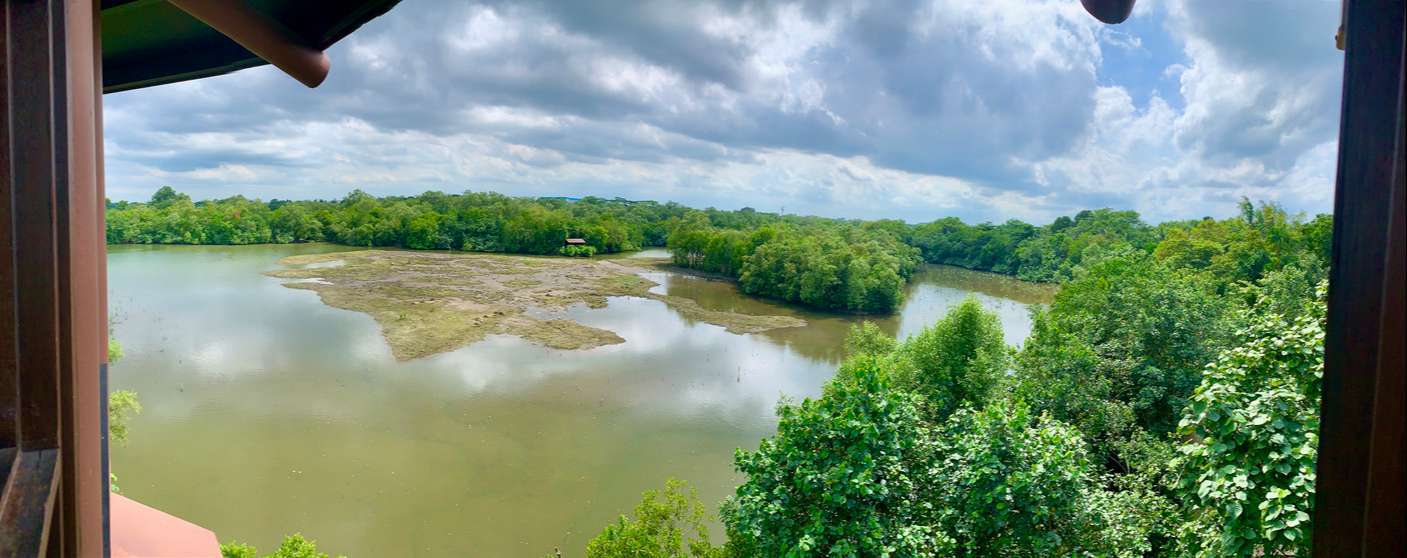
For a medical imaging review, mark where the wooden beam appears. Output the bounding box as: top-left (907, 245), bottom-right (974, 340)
top-left (167, 0), bottom-right (330, 88)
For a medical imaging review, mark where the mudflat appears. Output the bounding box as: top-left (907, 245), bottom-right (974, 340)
top-left (267, 249), bottom-right (805, 360)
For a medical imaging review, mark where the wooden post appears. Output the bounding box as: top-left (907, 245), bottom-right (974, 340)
top-left (0, 0), bottom-right (106, 554)
top-left (57, 0), bottom-right (107, 555)
top-left (1313, 0), bottom-right (1407, 553)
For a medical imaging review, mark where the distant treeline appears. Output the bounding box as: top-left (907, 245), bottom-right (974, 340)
top-left (107, 187), bottom-right (684, 255)
top-left (107, 187), bottom-right (1332, 313)
top-left (909, 206), bottom-right (1332, 284)
top-left (663, 200), bottom-right (1329, 312)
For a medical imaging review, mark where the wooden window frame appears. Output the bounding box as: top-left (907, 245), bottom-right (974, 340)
top-left (1312, 0), bottom-right (1406, 553)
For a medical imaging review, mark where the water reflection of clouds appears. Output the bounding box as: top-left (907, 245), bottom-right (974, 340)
top-left (409, 295), bottom-right (832, 421)
top-left (110, 248), bottom-right (1043, 430)
top-left (109, 247), bottom-right (1061, 558)
top-left (895, 284), bottom-right (1038, 346)
top-left (634, 271), bottom-right (672, 296)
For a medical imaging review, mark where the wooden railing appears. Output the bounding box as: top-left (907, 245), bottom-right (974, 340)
top-left (0, 448), bottom-right (60, 555)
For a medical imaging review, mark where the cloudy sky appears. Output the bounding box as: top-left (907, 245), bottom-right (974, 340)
top-left (104, 0), bottom-right (1343, 224)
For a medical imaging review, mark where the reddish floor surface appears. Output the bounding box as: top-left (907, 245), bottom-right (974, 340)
top-left (111, 492), bottom-right (220, 557)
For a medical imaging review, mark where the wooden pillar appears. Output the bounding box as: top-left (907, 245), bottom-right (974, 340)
top-left (57, 0), bottom-right (106, 555)
top-left (0, 0), bottom-right (106, 555)
top-left (1313, 0), bottom-right (1407, 553)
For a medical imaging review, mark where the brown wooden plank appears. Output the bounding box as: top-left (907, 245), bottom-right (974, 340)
top-left (7, 0), bottom-right (63, 450)
top-left (1312, 0), bottom-right (1407, 553)
top-left (0, 448), bottom-right (60, 557)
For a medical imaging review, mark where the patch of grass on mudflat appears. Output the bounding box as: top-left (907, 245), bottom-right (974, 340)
top-left (268, 250), bottom-right (804, 360)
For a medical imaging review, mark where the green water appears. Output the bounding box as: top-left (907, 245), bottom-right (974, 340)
top-left (107, 244), bottom-right (1053, 557)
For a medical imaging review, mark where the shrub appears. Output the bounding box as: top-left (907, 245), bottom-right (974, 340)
top-left (560, 244), bottom-right (598, 257)
top-left (586, 479), bottom-right (723, 558)
top-left (891, 297), bottom-right (1007, 424)
top-left (1174, 284), bottom-right (1325, 556)
top-left (723, 356), bottom-right (947, 556)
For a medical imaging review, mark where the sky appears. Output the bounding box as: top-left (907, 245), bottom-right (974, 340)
top-left (103, 0), bottom-right (1344, 224)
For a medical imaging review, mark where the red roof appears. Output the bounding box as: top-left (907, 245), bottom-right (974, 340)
top-left (111, 493), bottom-right (221, 557)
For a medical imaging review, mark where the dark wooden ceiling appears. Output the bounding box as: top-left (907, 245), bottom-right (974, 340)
top-left (100, 0), bottom-right (401, 93)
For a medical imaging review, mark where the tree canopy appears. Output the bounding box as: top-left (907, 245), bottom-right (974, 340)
top-left (584, 199), bottom-right (1329, 557)
top-left (890, 296), bottom-right (1007, 423)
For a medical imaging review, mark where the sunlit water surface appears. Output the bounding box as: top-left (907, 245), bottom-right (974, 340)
top-left (108, 244), bottom-right (1053, 557)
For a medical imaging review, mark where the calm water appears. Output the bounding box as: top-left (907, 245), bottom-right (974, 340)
top-left (108, 244), bottom-right (1053, 557)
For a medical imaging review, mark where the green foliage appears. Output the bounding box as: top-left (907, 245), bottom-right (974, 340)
top-left (1012, 251), bottom-right (1229, 468)
top-left (891, 297), bottom-right (1006, 423)
top-left (108, 188), bottom-right (676, 255)
top-left (109, 187), bottom-right (1331, 318)
top-left (107, 337), bottom-right (134, 493)
top-left (1174, 283), bottom-right (1325, 557)
top-left (1080, 472), bottom-right (1176, 557)
top-left (586, 479), bottom-right (724, 558)
top-left (108, 339), bottom-right (124, 362)
top-left (1154, 200), bottom-right (1316, 291)
top-left (723, 356), bottom-right (948, 556)
top-left (1232, 260), bottom-right (1325, 322)
top-left (1300, 214), bottom-right (1333, 263)
top-left (1010, 307), bottom-right (1134, 466)
top-left (107, 389), bottom-right (142, 446)
top-left (843, 321), bottom-right (896, 359)
top-left (221, 541), bottom-right (258, 558)
top-left (668, 226), bottom-right (756, 276)
top-left (221, 534), bottom-right (343, 558)
top-left (910, 201), bottom-right (1327, 288)
top-left (670, 222), bottom-right (920, 313)
top-left (910, 210), bottom-right (1155, 282)
top-left (122, 188), bottom-right (1335, 557)
top-left (270, 534), bottom-right (338, 558)
top-left (107, 387), bottom-right (142, 493)
top-left (560, 244), bottom-right (598, 257)
top-left (580, 220), bottom-right (1325, 556)
top-left (930, 403), bottom-right (1113, 557)
top-left (149, 185), bottom-right (191, 208)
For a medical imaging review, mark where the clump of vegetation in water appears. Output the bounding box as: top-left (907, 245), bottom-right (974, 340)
top-left (669, 222), bottom-right (921, 314)
top-left (560, 244), bottom-right (598, 257)
top-left (268, 250), bottom-right (803, 360)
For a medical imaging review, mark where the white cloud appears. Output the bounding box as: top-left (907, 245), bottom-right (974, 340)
top-left (102, 0), bottom-right (1343, 223)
